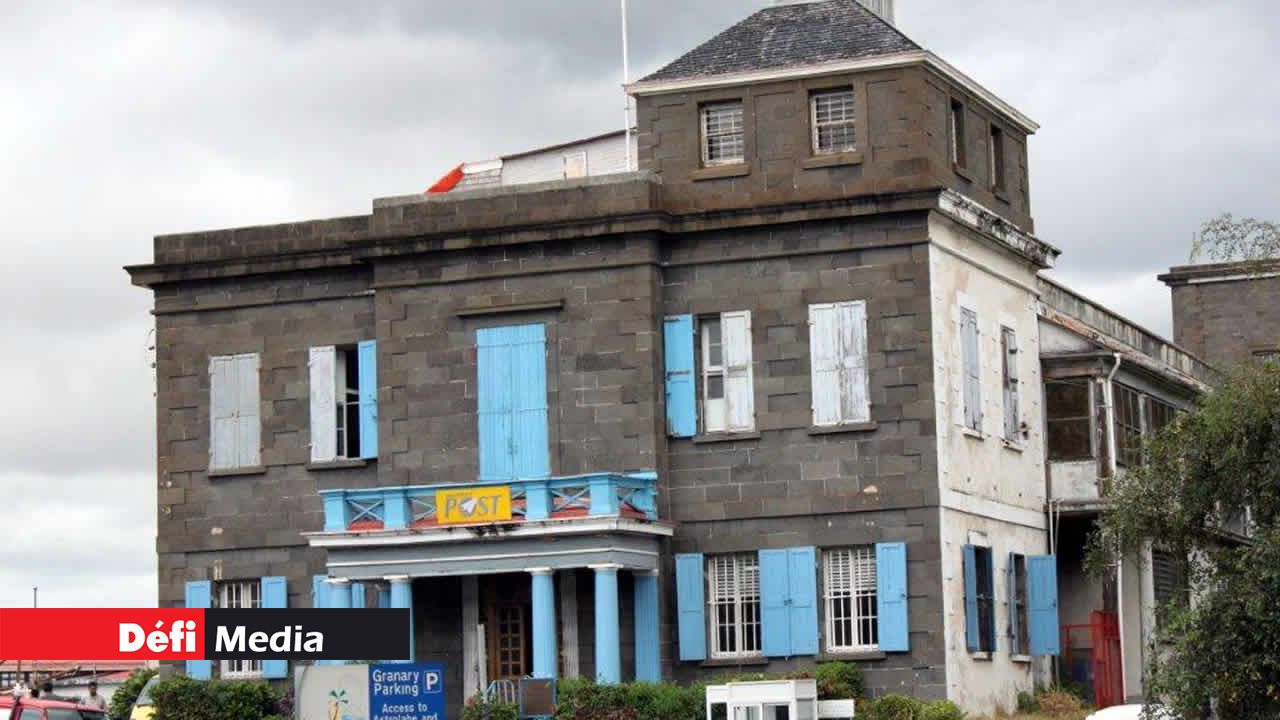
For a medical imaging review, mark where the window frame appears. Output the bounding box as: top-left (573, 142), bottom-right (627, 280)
top-left (699, 311), bottom-right (754, 434)
top-left (810, 87), bottom-right (856, 156)
top-left (960, 305), bottom-right (982, 433)
top-left (706, 553), bottom-right (763, 660)
top-left (971, 544), bottom-right (995, 654)
top-left (700, 101), bottom-right (745, 166)
top-left (1114, 383), bottom-right (1144, 468)
top-left (700, 316), bottom-right (727, 433)
top-left (1046, 378), bottom-right (1095, 461)
top-left (809, 300), bottom-right (871, 427)
top-left (1009, 553), bottom-right (1030, 656)
top-left (335, 346), bottom-right (362, 460)
top-left (216, 580), bottom-right (263, 679)
top-left (949, 98), bottom-right (968, 169)
top-left (1000, 326), bottom-right (1020, 442)
top-left (989, 123), bottom-right (1006, 193)
top-left (823, 546), bottom-right (879, 653)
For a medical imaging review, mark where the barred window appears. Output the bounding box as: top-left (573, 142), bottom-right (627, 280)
top-left (823, 547), bottom-right (878, 652)
top-left (811, 89), bottom-right (856, 155)
top-left (708, 553), bottom-right (761, 659)
top-left (701, 102), bottom-right (745, 166)
top-left (217, 581), bottom-right (262, 679)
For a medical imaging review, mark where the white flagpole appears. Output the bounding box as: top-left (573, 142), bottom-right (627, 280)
top-left (622, 0), bottom-right (633, 171)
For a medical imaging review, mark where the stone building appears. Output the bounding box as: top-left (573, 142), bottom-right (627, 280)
top-left (126, 0), bottom-right (1215, 714)
top-left (1161, 259), bottom-right (1280, 369)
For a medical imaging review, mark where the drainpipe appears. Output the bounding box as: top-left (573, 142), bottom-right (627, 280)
top-left (1103, 352), bottom-right (1126, 699)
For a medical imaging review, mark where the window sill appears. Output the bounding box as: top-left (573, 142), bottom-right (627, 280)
top-left (700, 656), bottom-right (769, 668)
top-left (1010, 654), bottom-right (1032, 664)
top-left (818, 650), bottom-right (886, 662)
top-left (693, 430), bottom-right (762, 445)
top-left (307, 458), bottom-right (371, 471)
top-left (952, 163), bottom-right (974, 182)
top-left (1001, 439), bottom-right (1026, 453)
top-left (961, 427), bottom-right (985, 440)
top-left (992, 187), bottom-right (1011, 204)
top-left (691, 163), bottom-right (750, 181)
top-left (969, 651), bottom-right (992, 662)
top-left (802, 151), bottom-right (863, 170)
top-left (808, 421), bottom-right (878, 436)
top-left (208, 466), bottom-right (267, 479)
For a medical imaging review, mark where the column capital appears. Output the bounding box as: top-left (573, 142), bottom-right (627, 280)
top-left (384, 575), bottom-right (411, 584)
top-left (526, 567), bottom-right (554, 576)
top-left (588, 563), bottom-right (624, 572)
top-left (326, 577), bottom-right (351, 585)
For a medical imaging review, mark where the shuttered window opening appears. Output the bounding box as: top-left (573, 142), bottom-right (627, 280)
top-left (209, 353), bottom-right (260, 470)
top-left (824, 547), bottom-right (878, 652)
top-left (701, 312), bottom-right (754, 433)
top-left (701, 101), bottom-right (745, 165)
top-left (217, 580), bottom-right (262, 679)
top-left (708, 553), bottom-right (762, 659)
top-left (1009, 554), bottom-right (1030, 656)
top-left (960, 307), bottom-right (982, 433)
top-left (1001, 326), bottom-right (1020, 441)
top-left (477, 324), bottom-right (549, 481)
top-left (811, 88), bottom-right (856, 155)
top-left (963, 544), bottom-right (996, 653)
top-left (309, 341), bottom-right (378, 462)
top-left (809, 301), bottom-right (870, 426)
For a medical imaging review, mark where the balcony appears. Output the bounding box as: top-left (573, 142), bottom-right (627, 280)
top-left (319, 472), bottom-right (659, 533)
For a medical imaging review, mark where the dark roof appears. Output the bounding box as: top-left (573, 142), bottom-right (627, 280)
top-left (641, 0), bottom-right (920, 83)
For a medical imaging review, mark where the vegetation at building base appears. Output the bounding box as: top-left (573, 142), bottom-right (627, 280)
top-left (107, 668), bottom-right (157, 720)
top-left (146, 674), bottom-right (284, 720)
top-left (1090, 362), bottom-right (1280, 718)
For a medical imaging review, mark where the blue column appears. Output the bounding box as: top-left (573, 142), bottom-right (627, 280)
top-left (389, 575), bottom-right (414, 663)
top-left (593, 564), bottom-right (622, 683)
top-left (634, 570), bottom-right (660, 683)
top-left (319, 579), bottom-right (351, 667)
top-left (530, 569), bottom-right (558, 678)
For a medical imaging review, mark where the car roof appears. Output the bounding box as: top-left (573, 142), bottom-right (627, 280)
top-left (0, 696), bottom-right (102, 710)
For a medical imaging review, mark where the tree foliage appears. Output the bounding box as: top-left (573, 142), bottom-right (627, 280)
top-left (1191, 213), bottom-right (1280, 264)
top-left (108, 668), bottom-right (157, 720)
top-left (1089, 362), bottom-right (1280, 718)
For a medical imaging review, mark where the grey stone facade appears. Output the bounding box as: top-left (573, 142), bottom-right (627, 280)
top-left (1161, 260), bottom-right (1280, 369)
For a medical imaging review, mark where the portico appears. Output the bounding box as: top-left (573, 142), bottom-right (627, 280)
top-left (305, 473), bottom-right (669, 689)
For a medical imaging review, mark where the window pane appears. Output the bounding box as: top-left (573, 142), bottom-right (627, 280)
top-left (1046, 380), bottom-right (1090, 420)
top-left (1115, 384), bottom-right (1143, 467)
top-left (703, 102), bottom-right (745, 163)
top-left (706, 374), bottom-right (724, 400)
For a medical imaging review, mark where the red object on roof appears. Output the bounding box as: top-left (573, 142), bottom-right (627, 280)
top-left (426, 163), bottom-right (465, 194)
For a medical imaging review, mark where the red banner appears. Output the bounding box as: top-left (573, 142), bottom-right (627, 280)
top-left (0, 608), bottom-right (205, 661)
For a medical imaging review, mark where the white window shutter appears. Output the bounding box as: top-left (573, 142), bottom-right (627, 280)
top-left (810, 304), bottom-right (841, 426)
top-left (838, 301), bottom-right (870, 423)
top-left (722, 311), bottom-right (754, 431)
top-left (210, 356), bottom-right (238, 470)
top-left (309, 346), bottom-right (337, 463)
top-left (236, 354), bottom-right (261, 468)
top-left (961, 309), bottom-right (981, 431)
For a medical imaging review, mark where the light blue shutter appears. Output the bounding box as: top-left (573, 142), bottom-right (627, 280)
top-left (875, 542), bottom-right (909, 652)
top-left (675, 554), bottom-right (706, 661)
top-left (184, 581), bottom-right (212, 680)
top-left (759, 549), bottom-right (791, 657)
top-left (312, 575), bottom-right (329, 608)
top-left (478, 327), bottom-right (515, 480)
top-left (787, 547), bottom-right (818, 656)
top-left (358, 340), bottom-right (378, 459)
top-left (664, 315), bottom-right (697, 437)
top-left (962, 545), bottom-right (979, 652)
top-left (260, 577), bottom-right (288, 679)
top-left (1027, 555), bottom-right (1060, 656)
top-left (510, 324), bottom-right (549, 478)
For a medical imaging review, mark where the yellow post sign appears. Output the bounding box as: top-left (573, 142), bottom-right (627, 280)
top-left (436, 486), bottom-right (513, 525)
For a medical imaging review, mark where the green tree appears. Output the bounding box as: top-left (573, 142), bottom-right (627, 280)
top-left (108, 668), bottom-right (157, 720)
top-left (1089, 362), bottom-right (1280, 718)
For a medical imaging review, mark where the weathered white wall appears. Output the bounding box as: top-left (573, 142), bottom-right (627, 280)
top-left (501, 132), bottom-right (635, 186)
top-left (928, 214), bottom-right (1052, 714)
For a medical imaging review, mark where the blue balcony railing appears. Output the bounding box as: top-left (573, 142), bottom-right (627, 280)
top-left (320, 472), bottom-right (658, 533)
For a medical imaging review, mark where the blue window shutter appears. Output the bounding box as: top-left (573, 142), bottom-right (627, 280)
top-left (478, 326), bottom-right (516, 480)
top-left (663, 315), bottom-right (697, 438)
top-left (312, 575), bottom-right (329, 608)
top-left (786, 547), bottom-right (818, 656)
top-left (184, 581), bottom-right (212, 680)
top-left (962, 545), bottom-right (979, 652)
top-left (1028, 555), bottom-right (1061, 656)
top-left (358, 340), bottom-right (378, 459)
top-left (983, 551), bottom-right (997, 653)
top-left (260, 576), bottom-right (288, 679)
top-left (675, 553), bottom-right (706, 661)
top-left (875, 542), bottom-right (910, 652)
top-left (1007, 553), bottom-right (1019, 651)
top-left (510, 324), bottom-right (549, 478)
top-left (759, 549), bottom-right (791, 657)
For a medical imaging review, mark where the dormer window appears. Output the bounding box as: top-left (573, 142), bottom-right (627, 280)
top-left (811, 88), bottom-right (856, 155)
top-left (701, 101), bottom-right (744, 166)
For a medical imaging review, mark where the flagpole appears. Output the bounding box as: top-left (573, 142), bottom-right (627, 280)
top-left (621, 0), bottom-right (632, 171)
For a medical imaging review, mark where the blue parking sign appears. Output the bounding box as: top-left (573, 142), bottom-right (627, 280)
top-left (369, 663), bottom-right (446, 720)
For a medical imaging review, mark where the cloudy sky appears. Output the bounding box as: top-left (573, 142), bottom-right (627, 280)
top-left (1, 0), bottom-right (1276, 609)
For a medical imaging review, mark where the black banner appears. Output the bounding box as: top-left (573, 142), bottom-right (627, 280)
top-left (204, 609), bottom-right (411, 660)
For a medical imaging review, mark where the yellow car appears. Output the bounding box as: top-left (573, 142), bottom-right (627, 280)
top-left (128, 676), bottom-right (158, 720)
